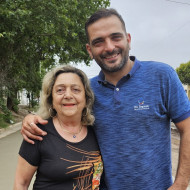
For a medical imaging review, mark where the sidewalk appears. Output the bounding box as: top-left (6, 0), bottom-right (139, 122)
top-left (0, 122), bottom-right (21, 139)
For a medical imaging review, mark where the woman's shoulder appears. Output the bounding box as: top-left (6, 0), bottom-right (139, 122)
top-left (37, 118), bottom-right (54, 133)
top-left (86, 126), bottom-right (97, 139)
top-left (87, 125), bottom-right (94, 132)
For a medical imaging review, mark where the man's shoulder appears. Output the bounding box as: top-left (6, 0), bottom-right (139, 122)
top-left (90, 75), bottom-right (99, 86)
top-left (139, 60), bottom-right (175, 74)
top-left (90, 75), bottom-right (99, 81)
top-left (141, 60), bottom-right (171, 68)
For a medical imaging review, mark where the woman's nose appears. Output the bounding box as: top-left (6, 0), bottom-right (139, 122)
top-left (63, 90), bottom-right (72, 99)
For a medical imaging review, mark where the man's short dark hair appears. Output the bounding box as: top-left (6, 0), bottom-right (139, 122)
top-left (85, 8), bottom-right (126, 42)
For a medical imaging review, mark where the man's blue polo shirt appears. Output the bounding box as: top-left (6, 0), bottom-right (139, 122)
top-left (90, 56), bottom-right (190, 190)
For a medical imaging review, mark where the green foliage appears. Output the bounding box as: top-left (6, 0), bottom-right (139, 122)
top-left (30, 99), bottom-right (38, 108)
top-left (176, 61), bottom-right (190, 85)
top-left (0, 0), bottom-right (110, 112)
top-left (0, 114), bottom-right (9, 128)
top-left (0, 0), bottom-right (110, 66)
top-left (0, 98), bottom-right (12, 123)
top-left (12, 98), bottom-right (20, 113)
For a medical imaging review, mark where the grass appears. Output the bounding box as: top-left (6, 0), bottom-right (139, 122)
top-left (0, 114), bottom-right (9, 128)
top-left (0, 105), bottom-right (39, 129)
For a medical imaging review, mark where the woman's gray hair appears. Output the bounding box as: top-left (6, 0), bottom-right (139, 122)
top-left (37, 65), bottom-right (95, 126)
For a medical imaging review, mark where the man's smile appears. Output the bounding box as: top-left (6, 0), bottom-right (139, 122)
top-left (103, 52), bottom-right (120, 60)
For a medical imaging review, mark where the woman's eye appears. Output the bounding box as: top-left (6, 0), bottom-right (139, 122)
top-left (73, 88), bottom-right (80, 93)
top-left (56, 89), bottom-right (64, 94)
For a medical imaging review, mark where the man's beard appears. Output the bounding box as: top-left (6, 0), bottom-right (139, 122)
top-left (93, 46), bottom-right (129, 73)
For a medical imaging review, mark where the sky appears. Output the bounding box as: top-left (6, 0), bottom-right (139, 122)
top-left (75, 0), bottom-right (190, 78)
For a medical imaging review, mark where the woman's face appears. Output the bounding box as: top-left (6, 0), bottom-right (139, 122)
top-left (52, 72), bottom-right (86, 118)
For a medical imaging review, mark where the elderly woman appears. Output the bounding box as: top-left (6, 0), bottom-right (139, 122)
top-left (14, 66), bottom-right (103, 190)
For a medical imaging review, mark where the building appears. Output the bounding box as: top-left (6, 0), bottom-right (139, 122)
top-left (183, 84), bottom-right (190, 99)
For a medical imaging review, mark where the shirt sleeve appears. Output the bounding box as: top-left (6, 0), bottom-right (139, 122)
top-left (19, 139), bottom-right (41, 166)
top-left (166, 68), bottom-right (190, 123)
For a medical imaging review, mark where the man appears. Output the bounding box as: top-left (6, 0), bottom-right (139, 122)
top-left (21, 8), bottom-right (190, 189)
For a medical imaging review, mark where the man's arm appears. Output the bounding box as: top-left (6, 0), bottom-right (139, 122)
top-left (168, 117), bottom-right (190, 190)
top-left (21, 114), bottom-right (48, 144)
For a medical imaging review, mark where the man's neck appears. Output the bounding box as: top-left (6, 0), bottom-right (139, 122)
top-left (104, 59), bottom-right (134, 86)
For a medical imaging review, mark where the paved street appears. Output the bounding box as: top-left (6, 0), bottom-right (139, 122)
top-left (0, 130), bottom-right (21, 190)
top-left (0, 128), bottom-right (34, 190)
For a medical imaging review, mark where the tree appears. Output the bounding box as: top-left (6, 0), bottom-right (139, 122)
top-left (176, 61), bottom-right (190, 85)
top-left (0, 0), bottom-right (110, 112)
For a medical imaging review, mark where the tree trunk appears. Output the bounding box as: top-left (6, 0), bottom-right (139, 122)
top-left (7, 90), bottom-right (18, 112)
top-left (7, 96), bottom-right (14, 111)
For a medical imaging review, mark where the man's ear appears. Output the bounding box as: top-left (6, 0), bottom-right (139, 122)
top-left (127, 33), bottom-right (131, 50)
top-left (86, 44), bottom-right (93, 59)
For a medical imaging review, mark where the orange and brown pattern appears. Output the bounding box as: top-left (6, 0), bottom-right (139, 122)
top-left (60, 144), bottom-right (103, 190)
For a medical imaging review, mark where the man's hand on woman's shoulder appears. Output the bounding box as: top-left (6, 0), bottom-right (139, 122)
top-left (21, 114), bottom-right (48, 144)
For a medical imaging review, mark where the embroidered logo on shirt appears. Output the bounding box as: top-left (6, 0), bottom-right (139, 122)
top-left (134, 98), bottom-right (150, 110)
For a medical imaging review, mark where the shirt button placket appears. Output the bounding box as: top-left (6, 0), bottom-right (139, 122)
top-left (114, 87), bottom-right (120, 104)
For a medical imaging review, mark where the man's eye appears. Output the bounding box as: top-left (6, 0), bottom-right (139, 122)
top-left (112, 36), bottom-right (122, 41)
top-left (93, 41), bottom-right (103, 47)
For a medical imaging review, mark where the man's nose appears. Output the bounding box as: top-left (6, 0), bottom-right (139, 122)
top-left (104, 39), bottom-right (115, 52)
